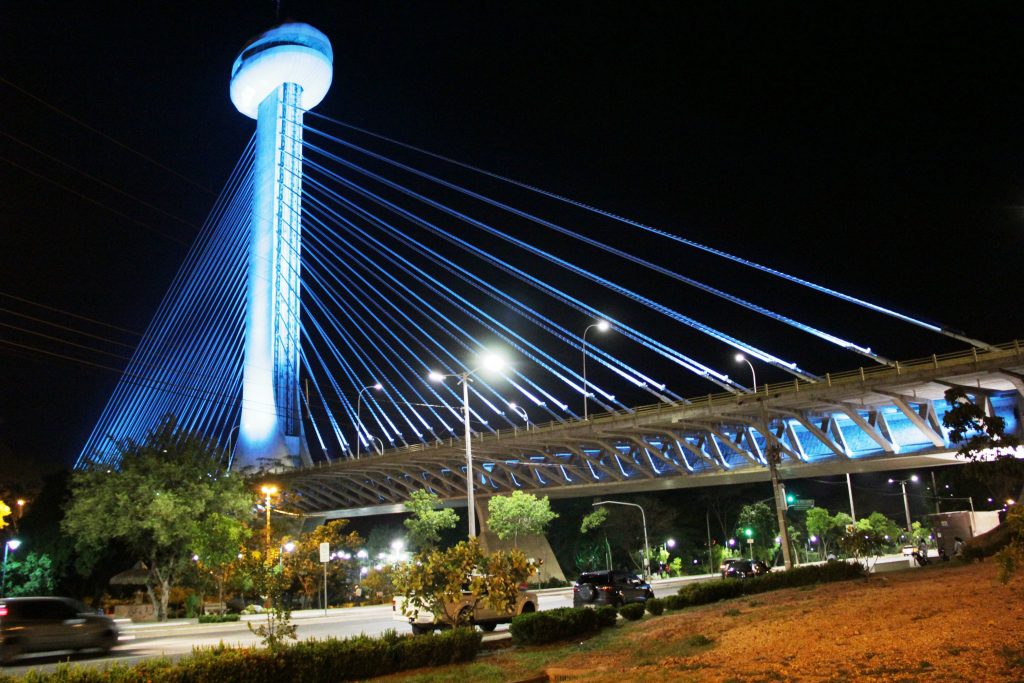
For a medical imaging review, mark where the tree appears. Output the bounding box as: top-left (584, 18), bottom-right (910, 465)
top-left (487, 491), bottom-right (558, 547)
top-left (403, 490), bottom-right (458, 551)
top-left (736, 502), bottom-right (777, 562)
top-left (3, 552), bottom-right (55, 596)
top-left (0, 499), bottom-right (10, 530)
top-left (393, 539), bottom-right (535, 626)
top-left (942, 387), bottom-right (1024, 502)
top-left (191, 512), bottom-right (251, 603)
top-left (236, 548), bottom-right (297, 648)
top-left (857, 512), bottom-right (901, 547)
top-left (62, 417), bottom-right (253, 621)
top-left (805, 507), bottom-right (852, 560)
top-left (290, 520), bottom-right (363, 608)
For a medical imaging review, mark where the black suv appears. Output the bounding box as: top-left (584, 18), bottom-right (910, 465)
top-left (723, 559), bottom-right (770, 579)
top-left (573, 570), bottom-right (653, 608)
top-left (1, 597), bottom-right (118, 664)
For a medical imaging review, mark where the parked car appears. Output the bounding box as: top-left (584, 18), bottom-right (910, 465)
top-left (393, 588), bottom-right (538, 635)
top-left (0, 597), bottom-right (119, 664)
top-left (573, 570), bottom-right (653, 608)
top-left (723, 559), bottom-right (770, 579)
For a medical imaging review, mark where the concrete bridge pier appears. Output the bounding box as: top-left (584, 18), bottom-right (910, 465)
top-left (474, 497), bottom-right (567, 584)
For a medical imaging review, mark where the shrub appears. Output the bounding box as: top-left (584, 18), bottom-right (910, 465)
top-left (618, 602), bottom-right (645, 621)
top-left (184, 593), bottom-right (202, 619)
top-left (595, 605), bottom-right (618, 628)
top-left (0, 628), bottom-right (482, 682)
top-left (663, 594), bottom-right (687, 611)
top-left (509, 607), bottom-right (600, 645)
top-left (535, 577), bottom-right (570, 588)
top-left (645, 598), bottom-right (664, 616)
top-left (674, 561), bottom-right (864, 608)
top-left (198, 614), bottom-right (241, 623)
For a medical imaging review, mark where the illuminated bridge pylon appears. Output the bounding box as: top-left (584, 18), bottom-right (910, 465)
top-left (228, 23), bottom-right (333, 470)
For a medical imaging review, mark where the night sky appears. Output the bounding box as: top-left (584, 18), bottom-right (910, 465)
top-left (2, 2), bottom-right (1022, 472)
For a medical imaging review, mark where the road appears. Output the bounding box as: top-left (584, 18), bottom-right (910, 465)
top-left (3, 558), bottom-right (915, 675)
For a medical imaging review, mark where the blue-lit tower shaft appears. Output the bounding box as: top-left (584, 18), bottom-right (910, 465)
top-left (230, 23), bottom-right (333, 469)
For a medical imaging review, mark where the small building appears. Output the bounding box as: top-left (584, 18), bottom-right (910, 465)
top-left (928, 510), bottom-right (1001, 556)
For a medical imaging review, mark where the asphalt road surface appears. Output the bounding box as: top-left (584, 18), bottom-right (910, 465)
top-left (1, 581), bottom-right (692, 675)
top-left (4, 559), bottom-right (913, 675)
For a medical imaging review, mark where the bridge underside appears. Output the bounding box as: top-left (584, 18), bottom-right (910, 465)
top-left (278, 346), bottom-right (1024, 518)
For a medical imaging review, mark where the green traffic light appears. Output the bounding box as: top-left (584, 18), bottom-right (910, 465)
top-left (786, 493), bottom-right (795, 503)
top-left (744, 528), bottom-right (753, 538)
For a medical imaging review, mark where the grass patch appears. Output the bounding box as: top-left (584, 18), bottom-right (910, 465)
top-left (998, 644), bottom-right (1024, 669)
top-left (747, 600), bottom-right (763, 607)
top-left (723, 608), bottom-right (743, 617)
top-left (687, 634), bottom-right (714, 648)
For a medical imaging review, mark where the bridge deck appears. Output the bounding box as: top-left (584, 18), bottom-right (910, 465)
top-left (277, 341), bottom-right (1024, 517)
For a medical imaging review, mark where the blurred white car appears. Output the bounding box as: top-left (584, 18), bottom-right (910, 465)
top-left (393, 589), bottom-right (538, 635)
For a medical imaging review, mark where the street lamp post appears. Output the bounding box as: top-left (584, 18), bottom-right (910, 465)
top-left (508, 402), bottom-right (529, 429)
top-left (354, 383), bottom-right (383, 457)
top-left (582, 320), bottom-right (610, 420)
top-left (2, 539), bottom-right (21, 597)
top-left (888, 475), bottom-right (919, 532)
top-left (260, 484), bottom-right (278, 551)
top-left (735, 353), bottom-right (757, 394)
top-left (735, 354), bottom-right (792, 570)
top-left (430, 352), bottom-right (506, 540)
top-left (593, 500), bottom-right (649, 580)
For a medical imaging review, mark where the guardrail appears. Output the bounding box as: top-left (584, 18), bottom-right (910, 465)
top-left (296, 339), bottom-right (1023, 470)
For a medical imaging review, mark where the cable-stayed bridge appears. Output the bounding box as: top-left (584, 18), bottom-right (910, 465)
top-left (75, 24), bottom-right (1023, 523)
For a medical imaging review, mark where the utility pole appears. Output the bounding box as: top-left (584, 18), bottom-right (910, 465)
top-left (760, 398), bottom-right (793, 570)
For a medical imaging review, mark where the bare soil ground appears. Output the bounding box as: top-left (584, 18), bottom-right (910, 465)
top-left (382, 560), bottom-right (1024, 683)
top-left (543, 561), bottom-right (1023, 682)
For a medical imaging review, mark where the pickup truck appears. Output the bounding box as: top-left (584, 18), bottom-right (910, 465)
top-left (393, 589), bottom-right (538, 635)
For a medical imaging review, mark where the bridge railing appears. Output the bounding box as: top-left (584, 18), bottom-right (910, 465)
top-left (308, 340), bottom-right (1022, 466)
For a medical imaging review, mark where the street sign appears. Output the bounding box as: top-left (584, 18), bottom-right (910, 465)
top-left (790, 499), bottom-right (814, 510)
top-left (319, 542), bottom-right (330, 563)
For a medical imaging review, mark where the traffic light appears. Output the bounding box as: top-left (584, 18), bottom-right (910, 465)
top-left (744, 527), bottom-right (753, 538)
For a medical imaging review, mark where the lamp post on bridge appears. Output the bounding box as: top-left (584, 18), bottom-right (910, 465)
top-left (508, 402), bottom-right (529, 427)
top-left (735, 354), bottom-right (793, 570)
top-left (582, 320), bottom-right (610, 420)
top-left (354, 382), bottom-right (383, 457)
top-left (430, 351), bottom-right (507, 540)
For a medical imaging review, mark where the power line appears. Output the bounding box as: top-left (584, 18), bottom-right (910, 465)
top-left (0, 76), bottom-right (215, 196)
top-left (0, 155), bottom-right (190, 246)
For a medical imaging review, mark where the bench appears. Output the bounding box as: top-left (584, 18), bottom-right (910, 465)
top-left (202, 602), bottom-right (227, 616)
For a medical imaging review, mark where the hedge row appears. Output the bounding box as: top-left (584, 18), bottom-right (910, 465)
top-left (0, 628), bottom-right (481, 683)
top-left (670, 561), bottom-right (864, 609)
top-left (197, 614), bottom-right (241, 623)
top-left (509, 606), bottom-right (602, 645)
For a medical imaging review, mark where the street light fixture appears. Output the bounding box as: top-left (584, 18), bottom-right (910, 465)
top-left (582, 320), bottom-right (610, 420)
top-left (2, 539), bottom-right (21, 597)
top-left (354, 383), bottom-right (383, 457)
top-left (508, 402), bottom-right (529, 426)
top-left (888, 474), bottom-right (919, 532)
top-left (734, 353), bottom-right (757, 394)
top-left (593, 500), bottom-right (650, 580)
top-left (430, 351), bottom-right (507, 539)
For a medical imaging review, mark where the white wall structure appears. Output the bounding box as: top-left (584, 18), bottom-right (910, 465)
top-left (230, 23), bottom-right (333, 470)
